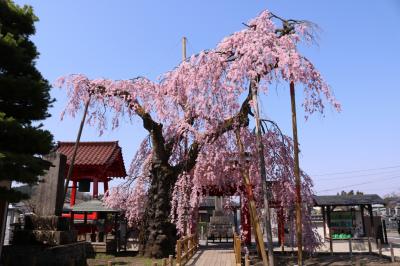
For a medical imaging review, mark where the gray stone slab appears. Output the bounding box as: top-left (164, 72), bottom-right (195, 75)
top-left (31, 153), bottom-right (66, 216)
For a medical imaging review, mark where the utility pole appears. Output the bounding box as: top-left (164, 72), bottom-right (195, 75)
top-left (182, 36), bottom-right (189, 236)
top-left (62, 97), bottom-right (91, 204)
top-left (182, 36), bottom-right (187, 61)
top-left (251, 79), bottom-right (275, 266)
top-left (290, 81), bottom-right (303, 266)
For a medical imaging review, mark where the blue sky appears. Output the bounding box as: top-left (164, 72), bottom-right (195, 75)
top-left (14, 1), bottom-right (400, 196)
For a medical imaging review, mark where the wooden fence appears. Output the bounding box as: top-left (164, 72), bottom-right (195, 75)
top-left (233, 232), bottom-right (241, 266)
top-left (176, 234), bottom-right (198, 266)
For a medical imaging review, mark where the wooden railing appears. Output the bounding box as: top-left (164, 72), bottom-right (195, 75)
top-left (233, 232), bottom-right (241, 266)
top-left (176, 234), bottom-right (198, 266)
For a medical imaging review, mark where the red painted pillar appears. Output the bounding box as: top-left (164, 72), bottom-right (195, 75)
top-left (70, 180), bottom-right (77, 207)
top-left (104, 180), bottom-right (109, 194)
top-left (93, 178), bottom-right (98, 198)
top-left (241, 195), bottom-right (251, 245)
top-left (278, 216), bottom-right (282, 245)
top-left (279, 208), bottom-right (285, 248)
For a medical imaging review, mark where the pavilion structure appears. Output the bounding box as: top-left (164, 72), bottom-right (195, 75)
top-left (57, 141), bottom-right (126, 221)
top-left (313, 194), bottom-right (385, 242)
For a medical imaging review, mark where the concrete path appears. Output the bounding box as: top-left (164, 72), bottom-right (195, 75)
top-left (186, 243), bottom-right (236, 266)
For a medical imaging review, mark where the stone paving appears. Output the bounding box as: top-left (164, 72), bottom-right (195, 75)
top-left (186, 242), bottom-right (236, 266)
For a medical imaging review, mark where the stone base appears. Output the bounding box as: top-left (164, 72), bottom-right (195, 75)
top-left (1, 242), bottom-right (88, 266)
top-left (12, 230), bottom-right (77, 245)
top-left (24, 215), bottom-right (71, 231)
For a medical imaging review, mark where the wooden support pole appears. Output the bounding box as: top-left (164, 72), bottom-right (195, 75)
top-left (245, 254), bottom-right (250, 266)
top-left (390, 243), bottom-right (395, 262)
top-left (327, 206), bottom-right (333, 254)
top-left (235, 130), bottom-right (269, 266)
top-left (383, 219), bottom-right (388, 244)
top-left (290, 81), bottom-right (303, 266)
top-left (368, 204), bottom-right (375, 239)
top-left (368, 237), bottom-right (372, 254)
top-left (176, 240), bottom-right (181, 266)
top-left (93, 178), bottom-right (98, 198)
top-left (185, 238), bottom-right (189, 260)
top-left (104, 180), bottom-right (109, 194)
top-left (168, 255), bottom-right (173, 266)
top-left (162, 258), bottom-right (167, 266)
top-left (349, 238), bottom-right (352, 257)
top-left (152, 262), bottom-right (158, 266)
top-left (251, 78), bottom-right (275, 266)
top-left (322, 206), bottom-right (326, 240)
top-left (360, 205), bottom-right (366, 236)
top-left (63, 96), bottom-right (91, 204)
top-left (378, 238), bottom-right (382, 256)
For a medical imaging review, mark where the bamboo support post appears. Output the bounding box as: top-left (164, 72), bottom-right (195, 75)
top-left (185, 239), bottom-right (189, 260)
top-left (168, 255), bottom-right (173, 266)
top-left (251, 78), bottom-right (274, 266)
top-left (233, 232), bottom-right (242, 265)
top-left (62, 97), bottom-right (91, 203)
top-left (176, 239), bottom-right (181, 266)
top-left (235, 129), bottom-right (269, 266)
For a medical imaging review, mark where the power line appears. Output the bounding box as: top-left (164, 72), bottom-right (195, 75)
top-left (312, 164), bottom-right (400, 177)
top-left (316, 175), bottom-right (400, 193)
top-left (316, 169), bottom-right (400, 181)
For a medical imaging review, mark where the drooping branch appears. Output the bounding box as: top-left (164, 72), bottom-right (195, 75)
top-left (91, 85), bottom-right (169, 163)
top-left (174, 85), bottom-right (253, 173)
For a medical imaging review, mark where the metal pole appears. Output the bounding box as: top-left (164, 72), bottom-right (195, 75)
top-left (62, 97), bottom-right (91, 204)
top-left (251, 80), bottom-right (275, 266)
top-left (290, 81), bottom-right (303, 265)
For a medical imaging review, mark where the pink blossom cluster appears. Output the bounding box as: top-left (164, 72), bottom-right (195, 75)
top-left (104, 137), bottom-right (151, 225)
top-left (104, 175), bottom-right (148, 226)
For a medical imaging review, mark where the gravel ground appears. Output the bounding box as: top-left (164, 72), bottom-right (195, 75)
top-left (253, 253), bottom-right (398, 266)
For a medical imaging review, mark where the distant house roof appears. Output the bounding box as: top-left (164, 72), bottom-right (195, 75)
top-left (313, 194), bottom-right (385, 206)
top-left (56, 141), bottom-right (127, 179)
top-left (72, 199), bottom-right (120, 213)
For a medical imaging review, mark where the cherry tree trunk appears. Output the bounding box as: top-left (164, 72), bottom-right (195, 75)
top-left (142, 163), bottom-right (178, 258)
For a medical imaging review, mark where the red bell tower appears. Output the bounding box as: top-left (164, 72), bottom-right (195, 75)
top-left (57, 141), bottom-right (126, 207)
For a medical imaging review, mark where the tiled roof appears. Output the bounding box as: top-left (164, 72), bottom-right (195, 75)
top-left (313, 194), bottom-right (384, 206)
top-left (56, 141), bottom-right (127, 178)
top-left (72, 199), bottom-right (120, 213)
